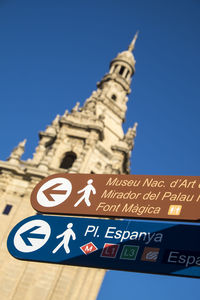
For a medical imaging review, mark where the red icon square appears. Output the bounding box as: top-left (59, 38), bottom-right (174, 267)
top-left (100, 243), bottom-right (119, 258)
top-left (80, 242), bottom-right (98, 255)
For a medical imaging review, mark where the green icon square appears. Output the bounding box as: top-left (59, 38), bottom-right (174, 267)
top-left (120, 245), bottom-right (139, 260)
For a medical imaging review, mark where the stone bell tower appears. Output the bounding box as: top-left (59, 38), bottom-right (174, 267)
top-left (0, 35), bottom-right (138, 300)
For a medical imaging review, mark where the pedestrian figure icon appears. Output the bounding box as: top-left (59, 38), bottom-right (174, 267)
top-left (52, 223), bottom-right (76, 254)
top-left (74, 179), bottom-right (96, 207)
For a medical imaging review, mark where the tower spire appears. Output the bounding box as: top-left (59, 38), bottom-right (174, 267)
top-left (128, 31), bottom-right (139, 52)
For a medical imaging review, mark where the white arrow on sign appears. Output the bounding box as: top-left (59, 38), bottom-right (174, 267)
top-left (37, 177), bottom-right (72, 207)
top-left (14, 220), bottom-right (51, 253)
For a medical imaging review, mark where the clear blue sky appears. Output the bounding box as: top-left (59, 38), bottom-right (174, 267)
top-left (0, 0), bottom-right (200, 299)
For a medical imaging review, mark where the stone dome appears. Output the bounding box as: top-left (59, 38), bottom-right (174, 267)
top-left (115, 50), bottom-right (136, 67)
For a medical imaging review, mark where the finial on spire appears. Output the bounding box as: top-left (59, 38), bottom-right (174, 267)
top-left (19, 139), bottom-right (27, 148)
top-left (7, 139), bottom-right (27, 164)
top-left (128, 31), bottom-right (139, 52)
top-left (52, 115), bottom-right (60, 126)
top-left (133, 122), bottom-right (138, 132)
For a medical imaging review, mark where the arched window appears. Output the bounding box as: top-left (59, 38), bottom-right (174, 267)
top-left (125, 70), bottom-right (130, 79)
top-left (60, 151), bottom-right (77, 169)
top-left (113, 64), bottom-right (118, 72)
top-left (119, 66), bottom-right (125, 75)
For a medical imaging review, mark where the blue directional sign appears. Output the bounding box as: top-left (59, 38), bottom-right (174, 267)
top-left (7, 215), bottom-right (200, 278)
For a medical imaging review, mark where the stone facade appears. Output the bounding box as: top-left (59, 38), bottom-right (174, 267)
top-left (0, 35), bottom-right (138, 300)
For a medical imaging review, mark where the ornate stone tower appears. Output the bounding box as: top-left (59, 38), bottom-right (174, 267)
top-left (0, 35), bottom-right (138, 300)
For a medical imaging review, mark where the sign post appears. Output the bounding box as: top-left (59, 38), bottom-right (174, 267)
top-left (7, 215), bottom-right (200, 278)
top-left (30, 173), bottom-right (200, 221)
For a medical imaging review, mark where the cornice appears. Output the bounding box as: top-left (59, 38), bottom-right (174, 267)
top-left (60, 115), bottom-right (104, 140)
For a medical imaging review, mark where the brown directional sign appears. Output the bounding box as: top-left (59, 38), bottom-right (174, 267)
top-left (30, 173), bottom-right (200, 221)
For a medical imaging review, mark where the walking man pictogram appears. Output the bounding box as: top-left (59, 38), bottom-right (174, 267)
top-left (52, 223), bottom-right (76, 254)
top-left (74, 179), bottom-right (96, 207)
